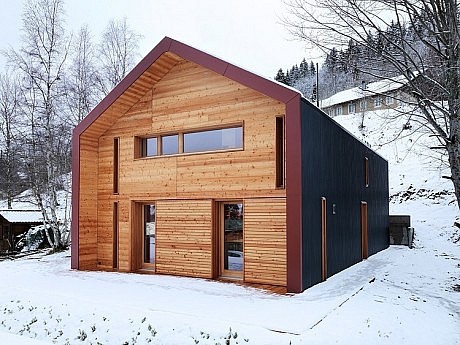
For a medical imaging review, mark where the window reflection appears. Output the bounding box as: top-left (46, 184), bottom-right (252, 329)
top-left (162, 134), bottom-right (179, 155)
top-left (142, 137), bottom-right (157, 157)
top-left (223, 203), bottom-right (243, 272)
top-left (184, 127), bottom-right (242, 153)
top-left (144, 204), bottom-right (155, 264)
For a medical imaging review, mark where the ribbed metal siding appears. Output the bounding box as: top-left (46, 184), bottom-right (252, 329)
top-left (300, 99), bottom-right (389, 289)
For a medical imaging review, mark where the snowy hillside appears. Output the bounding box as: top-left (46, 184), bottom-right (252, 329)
top-left (0, 107), bottom-right (459, 345)
top-left (0, 178), bottom-right (71, 223)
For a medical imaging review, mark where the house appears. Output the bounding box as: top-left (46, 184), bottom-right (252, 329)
top-left (71, 37), bottom-right (389, 293)
top-left (0, 210), bottom-right (43, 252)
top-left (321, 75), bottom-right (412, 117)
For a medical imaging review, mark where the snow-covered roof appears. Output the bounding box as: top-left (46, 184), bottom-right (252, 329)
top-left (320, 75), bottom-right (409, 108)
top-left (0, 210), bottom-right (43, 223)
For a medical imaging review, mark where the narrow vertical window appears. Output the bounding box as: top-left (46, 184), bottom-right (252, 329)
top-left (276, 116), bottom-right (285, 188)
top-left (364, 157), bottom-right (369, 187)
top-left (144, 204), bottom-right (156, 265)
top-left (113, 202), bottom-right (118, 269)
top-left (113, 138), bottom-right (120, 194)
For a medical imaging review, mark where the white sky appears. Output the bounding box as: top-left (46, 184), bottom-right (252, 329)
top-left (0, 0), bottom-right (317, 79)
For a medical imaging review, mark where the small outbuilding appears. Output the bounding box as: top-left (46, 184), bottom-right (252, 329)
top-left (0, 210), bottom-right (43, 252)
top-left (71, 37), bottom-right (389, 292)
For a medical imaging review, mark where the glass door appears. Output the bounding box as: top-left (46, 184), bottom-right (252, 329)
top-left (220, 202), bottom-right (244, 279)
top-left (143, 204), bottom-right (156, 269)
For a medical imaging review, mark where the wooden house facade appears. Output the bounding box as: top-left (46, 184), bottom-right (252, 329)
top-left (71, 37), bottom-right (389, 292)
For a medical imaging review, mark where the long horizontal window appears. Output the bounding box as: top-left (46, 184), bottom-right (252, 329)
top-left (184, 127), bottom-right (242, 153)
top-left (137, 125), bottom-right (243, 158)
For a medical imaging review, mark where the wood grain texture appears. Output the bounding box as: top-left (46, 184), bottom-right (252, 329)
top-left (78, 134), bottom-right (98, 270)
top-left (155, 200), bottom-right (213, 278)
top-left (244, 198), bottom-right (286, 286)
top-left (78, 55), bottom-right (288, 287)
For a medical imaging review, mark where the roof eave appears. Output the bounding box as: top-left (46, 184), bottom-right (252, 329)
top-left (73, 36), bottom-right (301, 138)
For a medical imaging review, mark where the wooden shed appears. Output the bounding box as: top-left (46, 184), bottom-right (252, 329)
top-left (0, 210), bottom-right (43, 252)
top-left (71, 37), bottom-right (389, 292)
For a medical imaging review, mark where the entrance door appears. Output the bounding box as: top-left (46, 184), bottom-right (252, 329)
top-left (220, 202), bottom-right (244, 279)
top-left (143, 204), bottom-right (156, 269)
top-left (321, 197), bottom-right (327, 281)
top-left (361, 201), bottom-right (368, 259)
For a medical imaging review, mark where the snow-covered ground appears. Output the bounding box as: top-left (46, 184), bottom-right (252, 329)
top-left (0, 107), bottom-right (459, 344)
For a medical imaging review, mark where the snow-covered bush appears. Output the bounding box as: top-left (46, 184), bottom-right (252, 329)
top-left (20, 225), bottom-right (47, 252)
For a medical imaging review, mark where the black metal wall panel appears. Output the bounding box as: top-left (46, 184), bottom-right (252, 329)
top-left (300, 99), bottom-right (389, 289)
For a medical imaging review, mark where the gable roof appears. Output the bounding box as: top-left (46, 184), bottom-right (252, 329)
top-left (73, 36), bottom-right (301, 139)
top-left (320, 74), bottom-right (409, 108)
top-left (71, 37), bottom-right (304, 290)
top-left (0, 210), bottom-right (43, 224)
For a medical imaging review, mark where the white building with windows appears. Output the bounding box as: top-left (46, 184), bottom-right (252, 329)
top-left (320, 75), bottom-right (412, 117)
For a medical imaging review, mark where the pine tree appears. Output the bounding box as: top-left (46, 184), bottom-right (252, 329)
top-left (275, 68), bottom-right (289, 85)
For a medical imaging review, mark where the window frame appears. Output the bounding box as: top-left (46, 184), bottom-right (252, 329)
top-left (335, 106), bottom-right (342, 116)
top-left (385, 95), bottom-right (394, 105)
top-left (183, 125), bottom-right (243, 154)
top-left (275, 116), bottom-right (285, 189)
top-left (364, 156), bottom-right (369, 187)
top-left (113, 137), bottom-right (120, 194)
top-left (135, 123), bottom-right (244, 159)
top-left (348, 102), bottom-right (356, 114)
top-left (161, 134), bottom-right (179, 155)
top-left (142, 203), bottom-right (156, 267)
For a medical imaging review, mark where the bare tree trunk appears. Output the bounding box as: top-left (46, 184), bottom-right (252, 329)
top-left (447, 118), bottom-right (460, 208)
top-left (0, 74), bottom-right (22, 208)
top-left (5, 0), bottom-right (71, 251)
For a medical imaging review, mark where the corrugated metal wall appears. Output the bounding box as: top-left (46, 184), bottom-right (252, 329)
top-left (300, 98), bottom-right (389, 289)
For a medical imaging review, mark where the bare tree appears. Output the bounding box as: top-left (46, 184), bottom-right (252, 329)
top-left (64, 25), bottom-right (100, 125)
top-left (283, 0), bottom-right (460, 210)
top-left (5, 0), bottom-right (71, 250)
top-left (97, 17), bottom-right (142, 95)
top-left (0, 73), bottom-right (23, 209)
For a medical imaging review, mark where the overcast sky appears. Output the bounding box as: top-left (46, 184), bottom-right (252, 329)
top-left (0, 0), bottom-right (318, 79)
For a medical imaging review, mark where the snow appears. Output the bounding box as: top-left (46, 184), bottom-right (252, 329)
top-left (0, 107), bottom-right (459, 344)
top-left (320, 75), bottom-right (409, 108)
top-left (0, 210), bottom-right (43, 223)
top-left (0, 181), bottom-right (71, 223)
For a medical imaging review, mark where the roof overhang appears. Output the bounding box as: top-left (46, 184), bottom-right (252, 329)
top-left (73, 36), bottom-right (301, 139)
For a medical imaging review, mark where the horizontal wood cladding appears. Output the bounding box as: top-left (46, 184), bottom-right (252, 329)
top-left (78, 134), bottom-right (99, 270)
top-left (82, 55), bottom-right (288, 283)
top-left (99, 59), bottom-right (286, 200)
top-left (81, 52), bottom-right (182, 139)
top-left (244, 198), bottom-right (287, 286)
top-left (155, 200), bottom-right (213, 278)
